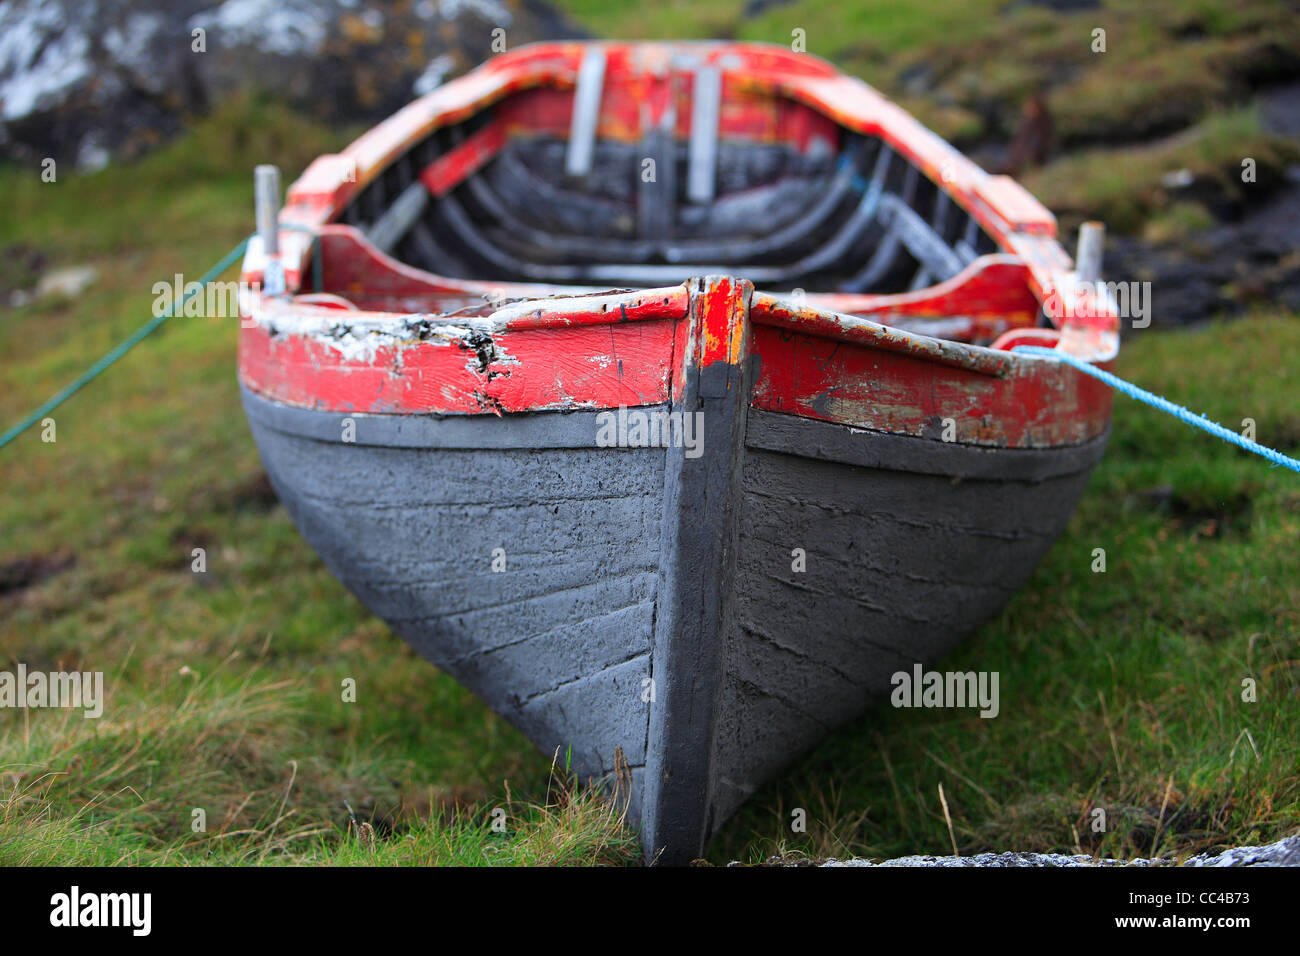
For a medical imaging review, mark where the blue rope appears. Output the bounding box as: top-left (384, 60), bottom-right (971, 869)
top-left (7, 248), bottom-right (1295, 478)
top-left (1014, 345), bottom-right (1300, 474)
top-left (0, 236), bottom-right (252, 450)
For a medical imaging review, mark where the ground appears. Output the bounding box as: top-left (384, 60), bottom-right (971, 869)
top-left (1, 1), bottom-right (1298, 865)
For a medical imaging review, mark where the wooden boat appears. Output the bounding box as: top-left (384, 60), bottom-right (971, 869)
top-left (237, 41), bottom-right (1119, 864)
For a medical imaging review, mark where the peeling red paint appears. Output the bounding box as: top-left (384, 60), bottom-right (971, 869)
top-left (238, 40), bottom-right (1118, 451)
top-left (240, 308), bottom-right (680, 415)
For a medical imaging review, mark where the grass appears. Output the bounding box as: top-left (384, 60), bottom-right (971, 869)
top-left (715, 313), bottom-right (1300, 863)
top-left (2, 2), bottom-right (1299, 866)
top-left (0, 100), bottom-right (632, 866)
top-left (556, 0), bottom-right (1300, 138)
top-left (1022, 105), bottom-right (1300, 234)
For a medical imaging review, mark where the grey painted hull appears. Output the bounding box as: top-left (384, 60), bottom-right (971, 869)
top-left (241, 385), bottom-right (1106, 863)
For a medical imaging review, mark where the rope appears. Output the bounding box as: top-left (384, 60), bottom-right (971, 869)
top-left (0, 236), bottom-right (252, 450)
top-left (1014, 345), bottom-right (1300, 474)
top-left (6, 244), bottom-right (1294, 478)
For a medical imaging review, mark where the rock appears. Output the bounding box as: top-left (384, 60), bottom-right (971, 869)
top-left (1259, 81), bottom-right (1300, 140)
top-left (822, 851), bottom-right (1156, 867)
top-left (0, 0), bottom-right (585, 166)
top-left (816, 834), bottom-right (1300, 867)
top-left (34, 264), bottom-right (98, 300)
top-left (1185, 836), bottom-right (1300, 867)
top-left (1103, 178), bottom-right (1300, 328)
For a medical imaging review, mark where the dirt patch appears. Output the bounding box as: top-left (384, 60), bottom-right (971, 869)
top-left (1132, 485), bottom-right (1255, 538)
top-left (337, 784), bottom-right (485, 839)
top-left (215, 472), bottom-right (280, 514)
top-left (0, 551), bottom-right (76, 597)
top-left (0, 243), bottom-right (49, 303)
top-left (169, 525), bottom-right (217, 575)
top-left (1170, 491), bottom-right (1254, 539)
top-left (1263, 418), bottom-right (1300, 451)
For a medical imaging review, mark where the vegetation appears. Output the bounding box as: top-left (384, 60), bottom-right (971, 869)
top-left (1022, 106), bottom-right (1299, 235)
top-left (716, 313), bottom-right (1300, 863)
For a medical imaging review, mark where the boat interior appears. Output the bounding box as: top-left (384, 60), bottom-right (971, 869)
top-left (298, 49), bottom-right (1050, 346)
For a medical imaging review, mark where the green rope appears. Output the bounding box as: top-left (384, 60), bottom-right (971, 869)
top-left (0, 236), bottom-right (252, 450)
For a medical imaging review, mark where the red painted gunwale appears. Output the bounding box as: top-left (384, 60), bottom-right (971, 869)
top-left (238, 41), bottom-right (1118, 450)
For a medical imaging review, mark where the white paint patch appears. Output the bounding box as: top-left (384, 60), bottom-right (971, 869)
top-left (254, 304), bottom-right (495, 365)
top-left (885, 316), bottom-right (976, 338)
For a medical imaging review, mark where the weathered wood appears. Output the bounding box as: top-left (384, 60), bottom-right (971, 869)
top-left (237, 40), bottom-right (1120, 865)
top-left (641, 276), bottom-right (754, 865)
top-left (417, 121), bottom-right (507, 197)
top-left (241, 379), bottom-right (1106, 862)
top-left (254, 165), bottom-right (282, 257)
top-left (244, 390), bottom-right (662, 784)
top-left (565, 47), bottom-right (607, 178)
top-left (1075, 220), bottom-right (1105, 284)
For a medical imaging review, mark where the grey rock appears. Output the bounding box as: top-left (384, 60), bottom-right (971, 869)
top-left (822, 851), bottom-right (1155, 867)
top-left (1185, 836), bottom-right (1300, 867)
top-left (0, 0), bottom-right (584, 165)
top-left (35, 264), bottom-right (98, 300)
top-left (817, 834), bottom-right (1300, 867)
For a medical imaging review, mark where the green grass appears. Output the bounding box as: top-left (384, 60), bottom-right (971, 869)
top-left (1022, 106), bottom-right (1300, 234)
top-left (556, 0), bottom-right (1300, 137)
top-left (3, 4), bottom-right (1299, 866)
top-left (560, 0), bottom-right (1005, 52)
top-left (0, 101), bottom-right (636, 866)
top-left (714, 314), bottom-right (1300, 863)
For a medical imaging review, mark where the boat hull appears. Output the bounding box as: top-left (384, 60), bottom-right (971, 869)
top-left (234, 41), bottom-right (1123, 863)
top-left (242, 384), bottom-right (1106, 862)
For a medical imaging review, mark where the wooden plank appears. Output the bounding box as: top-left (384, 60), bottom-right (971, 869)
top-left (565, 47), bottom-right (607, 177)
top-left (418, 121), bottom-right (507, 197)
top-left (642, 275), bottom-right (754, 866)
